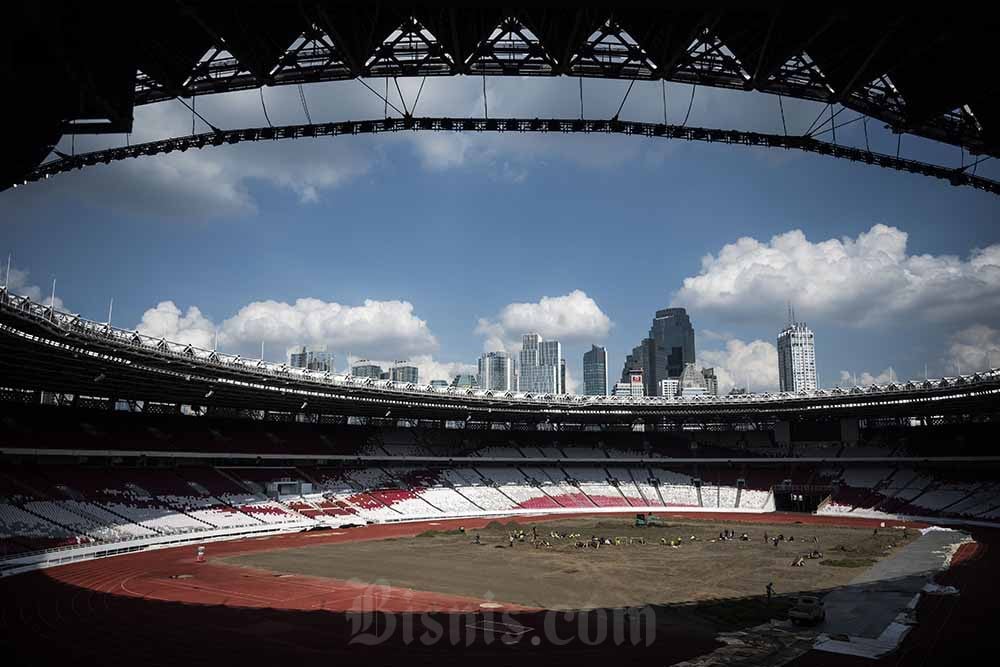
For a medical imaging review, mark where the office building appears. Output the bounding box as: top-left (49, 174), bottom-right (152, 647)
top-left (659, 378), bottom-right (680, 399)
top-left (621, 308), bottom-right (695, 395)
top-left (478, 351), bottom-right (514, 391)
top-left (614, 369), bottom-right (645, 397)
top-left (518, 333), bottom-right (563, 394)
top-left (351, 361), bottom-right (383, 379)
top-left (429, 379), bottom-right (449, 389)
top-left (451, 373), bottom-right (479, 389)
top-left (583, 345), bottom-right (608, 396)
top-left (777, 321), bottom-right (817, 392)
top-left (391, 364), bottom-right (419, 384)
top-left (701, 367), bottom-right (718, 396)
top-left (289, 346), bottom-right (333, 372)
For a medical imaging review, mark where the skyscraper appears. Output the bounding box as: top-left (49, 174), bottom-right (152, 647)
top-left (391, 363), bottom-right (419, 384)
top-left (451, 373), bottom-right (479, 389)
top-left (351, 361), bottom-right (383, 379)
top-left (288, 346), bottom-right (333, 372)
top-left (777, 322), bottom-right (817, 392)
top-left (478, 351), bottom-right (514, 391)
top-left (621, 308), bottom-right (695, 395)
top-left (583, 345), bottom-right (608, 396)
top-left (518, 333), bottom-right (562, 394)
top-left (650, 308), bottom-right (696, 392)
top-left (701, 367), bottom-right (719, 396)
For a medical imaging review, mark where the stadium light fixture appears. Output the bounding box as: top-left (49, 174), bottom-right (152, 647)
top-left (93, 373), bottom-right (105, 382)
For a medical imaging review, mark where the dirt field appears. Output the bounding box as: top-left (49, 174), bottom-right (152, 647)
top-left (226, 517), bottom-right (916, 610)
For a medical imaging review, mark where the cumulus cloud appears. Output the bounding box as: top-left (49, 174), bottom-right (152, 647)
top-left (563, 366), bottom-right (580, 395)
top-left (136, 296), bottom-right (438, 361)
top-left (2, 262), bottom-right (65, 310)
top-left (946, 325), bottom-right (1000, 374)
top-left (698, 338), bottom-right (779, 394)
top-left (837, 368), bottom-right (897, 386)
top-left (674, 225), bottom-right (1000, 328)
top-left (476, 290), bottom-right (612, 352)
top-left (350, 355), bottom-right (477, 386)
top-left (137, 301), bottom-right (216, 349)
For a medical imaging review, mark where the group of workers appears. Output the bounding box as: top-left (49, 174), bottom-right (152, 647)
top-left (466, 524), bottom-right (825, 568)
top-left (718, 529), bottom-right (750, 542)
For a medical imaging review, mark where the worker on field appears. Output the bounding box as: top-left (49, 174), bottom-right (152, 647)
top-left (766, 582), bottom-right (774, 604)
top-left (474, 533), bottom-right (481, 545)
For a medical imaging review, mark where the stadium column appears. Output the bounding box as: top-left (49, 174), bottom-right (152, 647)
top-left (840, 418), bottom-right (859, 445)
top-left (774, 421), bottom-right (791, 447)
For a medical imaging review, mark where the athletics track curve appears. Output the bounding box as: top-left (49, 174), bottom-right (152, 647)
top-left (0, 512), bottom-right (992, 667)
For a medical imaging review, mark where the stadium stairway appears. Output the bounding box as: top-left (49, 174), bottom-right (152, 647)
top-left (521, 467), bottom-right (567, 508)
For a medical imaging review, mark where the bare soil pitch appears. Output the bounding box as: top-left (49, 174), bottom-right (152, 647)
top-left (225, 517), bottom-right (915, 611)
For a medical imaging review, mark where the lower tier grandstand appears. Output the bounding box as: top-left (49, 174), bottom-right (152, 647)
top-left (4, 457), bottom-right (999, 565)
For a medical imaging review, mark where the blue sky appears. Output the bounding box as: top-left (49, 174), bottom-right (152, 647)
top-left (2, 77), bottom-right (999, 392)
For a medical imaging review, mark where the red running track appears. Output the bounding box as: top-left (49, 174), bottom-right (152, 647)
top-left (0, 512), bottom-right (994, 667)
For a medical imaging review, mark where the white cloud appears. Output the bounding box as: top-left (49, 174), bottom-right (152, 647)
top-left (946, 325), bottom-right (1000, 374)
top-left (674, 224), bottom-right (1000, 328)
top-left (3, 263), bottom-right (65, 310)
top-left (136, 296), bottom-right (438, 361)
top-left (352, 355), bottom-right (477, 386)
top-left (699, 338), bottom-right (779, 394)
top-left (475, 290), bottom-right (612, 352)
top-left (563, 366), bottom-right (579, 395)
top-left (837, 368), bottom-right (896, 386)
top-left (137, 301), bottom-right (216, 349)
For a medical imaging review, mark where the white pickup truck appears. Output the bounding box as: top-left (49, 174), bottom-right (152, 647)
top-left (788, 596), bottom-right (826, 625)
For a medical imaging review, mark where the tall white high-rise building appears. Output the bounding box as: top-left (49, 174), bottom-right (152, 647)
top-left (777, 321), bottom-right (817, 392)
top-left (478, 351), bottom-right (514, 391)
top-left (518, 333), bottom-right (563, 393)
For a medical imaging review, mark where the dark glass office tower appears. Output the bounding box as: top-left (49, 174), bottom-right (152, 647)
top-left (621, 308), bottom-right (695, 395)
top-left (650, 308), bottom-right (695, 387)
top-left (583, 345), bottom-right (608, 396)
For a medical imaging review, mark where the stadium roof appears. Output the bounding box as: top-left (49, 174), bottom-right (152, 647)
top-left (4, 4), bottom-right (999, 189)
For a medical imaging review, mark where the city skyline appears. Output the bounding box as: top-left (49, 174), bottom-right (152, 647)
top-left (10, 253), bottom-right (993, 395)
top-left (4, 78), bottom-right (996, 395)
